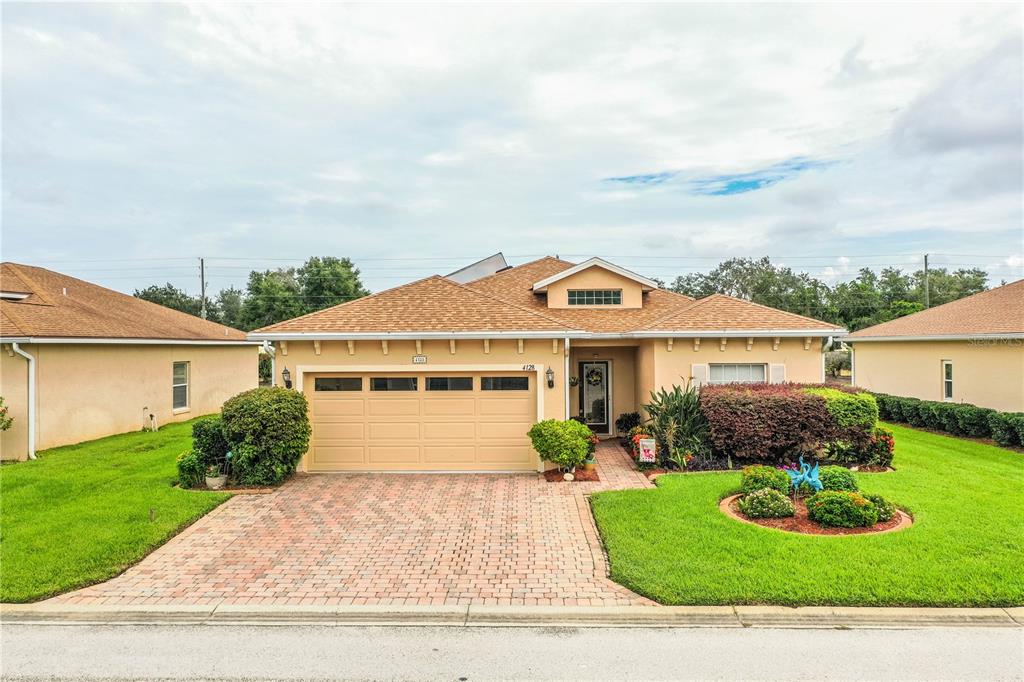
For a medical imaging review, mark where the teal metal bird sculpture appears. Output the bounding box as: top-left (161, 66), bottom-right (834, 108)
top-left (786, 456), bottom-right (822, 493)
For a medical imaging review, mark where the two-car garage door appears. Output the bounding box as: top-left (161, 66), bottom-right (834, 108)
top-left (306, 371), bottom-right (537, 471)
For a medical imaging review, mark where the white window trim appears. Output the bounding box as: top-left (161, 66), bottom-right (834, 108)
top-left (172, 361), bottom-right (190, 412)
top-left (942, 360), bottom-right (954, 402)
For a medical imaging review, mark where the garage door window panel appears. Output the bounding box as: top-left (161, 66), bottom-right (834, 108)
top-left (371, 377), bottom-right (418, 391)
top-left (427, 377), bottom-right (473, 391)
top-left (315, 377), bottom-right (362, 392)
top-left (481, 376), bottom-right (529, 391)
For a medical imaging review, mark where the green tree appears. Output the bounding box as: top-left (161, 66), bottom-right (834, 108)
top-left (134, 283), bottom-right (204, 317)
top-left (296, 256), bottom-right (369, 314)
top-left (914, 268), bottom-right (987, 307)
top-left (216, 286), bottom-right (245, 329)
top-left (239, 269), bottom-right (305, 330)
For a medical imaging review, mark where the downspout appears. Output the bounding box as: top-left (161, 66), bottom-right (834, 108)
top-left (11, 343), bottom-right (36, 460)
top-left (261, 340), bottom-right (276, 387)
top-left (563, 336), bottom-right (571, 420)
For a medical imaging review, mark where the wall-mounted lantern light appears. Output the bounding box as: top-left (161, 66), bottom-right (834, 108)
top-left (545, 366), bottom-right (555, 388)
top-left (282, 367), bottom-right (292, 389)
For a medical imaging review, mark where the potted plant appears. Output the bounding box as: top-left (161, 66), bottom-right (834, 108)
top-left (583, 434), bottom-right (599, 471)
top-left (205, 462), bottom-right (227, 490)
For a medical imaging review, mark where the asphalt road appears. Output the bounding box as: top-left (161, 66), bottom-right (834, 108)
top-left (1, 624), bottom-right (1021, 681)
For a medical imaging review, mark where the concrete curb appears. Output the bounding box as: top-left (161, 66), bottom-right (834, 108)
top-left (2, 603), bottom-right (1020, 628)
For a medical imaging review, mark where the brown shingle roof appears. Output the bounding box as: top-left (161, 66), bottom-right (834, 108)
top-left (847, 279), bottom-right (1024, 339)
top-left (0, 263), bottom-right (247, 341)
top-left (254, 275), bottom-right (575, 333)
top-left (249, 256), bottom-right (844, 336)
top-left (644, 293), bottom-right (841, 332)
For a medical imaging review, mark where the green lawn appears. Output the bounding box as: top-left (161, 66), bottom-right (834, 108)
top-left (0, 420), bottom-right (229, 602)
top-left (591, 424), bottom-right (1024, 606)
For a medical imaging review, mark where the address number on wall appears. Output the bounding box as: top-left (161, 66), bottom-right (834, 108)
top-left (522, 364), bottom-right (536, 371)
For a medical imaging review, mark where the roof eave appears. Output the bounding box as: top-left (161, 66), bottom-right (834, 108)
top-left (250, 328), bottom-right (844, 341)
top-left (0, 336), bottom-right (258, 345)
top-left (843, 333), bottom-right (1024, 342)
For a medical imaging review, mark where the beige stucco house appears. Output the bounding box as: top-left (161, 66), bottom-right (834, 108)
top-left (845, 279), bottom-right (1024, 412)
top-left (0, 263), bottom-right (259, 461)
top-left (249, 256), bottom-right (845, 473)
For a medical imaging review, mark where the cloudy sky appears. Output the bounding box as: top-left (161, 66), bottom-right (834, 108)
top-left (3, 2), bottom-right (1022, 295)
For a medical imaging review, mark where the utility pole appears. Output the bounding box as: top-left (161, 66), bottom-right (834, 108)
top-left (199, 257), bottom-right (208, 319)
top-left (923, 253), bottom-right (930, 309)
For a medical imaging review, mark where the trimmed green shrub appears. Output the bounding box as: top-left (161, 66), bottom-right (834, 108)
top-left (1014, 414), bottom-right (1024, 447)
top-left (818, 465), bottom-right (858, 492)
top-left (176, 450), bottom-right (205, 489)
top-left (221, 387), bottom-right (312, 486)
top-left (954, 405), bottom-right (995, 438)
top-left (740, 465), bottom-right (790, 495)
top-left (803, 388), bottom-right (878, 430)
top-left (738, 488), bottom-right (795, 519)
top-left (192, 416), bottom-right (230, 464)
top-left (988, 412), bottom-right (1023, 447)
top-left (931, 402), bottom-right (962, 434)
top-left (806, 490), bottom-right (878, 528)
top-left (901, 397), bottom-right (927, 427)
top-left (916, 401), bottom-right (944, 431)
top-left (864, 494), bottom-right (896, 522)
top-left (528, 419), bottom-right (593, 470)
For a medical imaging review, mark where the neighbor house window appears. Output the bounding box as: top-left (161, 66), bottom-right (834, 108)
top-left (567, 289), bottom-right (622, 306)
top-left (172, 362), bottom-right (189, 410)
top-left (370, 377), bottom-right (418, 391)
top-left (481, 376), bottom-right (529, 391)
top-left (708, 363), bottom-right (767, 384)
top-left (942, 361), bottom-right (953, 401)
top-left (427, 377), bottom-right (473, 391)
top-left (315, 377), bottom-right (362, 392)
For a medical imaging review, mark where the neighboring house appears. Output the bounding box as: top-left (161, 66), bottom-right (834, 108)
top-left (249, 256), bottom-right (844, 473)
top-left (845, 279), bottom-right (1024, 412)
top-left (0, 263), bottom-right (259, 461)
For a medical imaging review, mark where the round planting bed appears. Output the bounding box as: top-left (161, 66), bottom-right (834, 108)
top-left (720, 494), bottom-right (913, 536)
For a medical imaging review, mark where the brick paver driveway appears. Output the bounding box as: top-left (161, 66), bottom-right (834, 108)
top-left (56, 442), bottom-right (653, 607)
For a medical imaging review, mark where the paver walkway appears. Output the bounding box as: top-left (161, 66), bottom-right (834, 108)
top-left (54, 441), bottom-right (654, 607)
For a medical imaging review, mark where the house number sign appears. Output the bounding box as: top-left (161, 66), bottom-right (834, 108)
top-left (412, 355), bottom-right (427, 364)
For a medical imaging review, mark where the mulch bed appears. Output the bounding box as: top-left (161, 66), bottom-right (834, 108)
top-left (723, 494), bottom-right (909, 536)
top-left (544, 467), bottom-right (600, 482)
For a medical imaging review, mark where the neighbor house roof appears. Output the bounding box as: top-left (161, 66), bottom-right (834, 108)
top-left (846, 279), bottom-right (1024, 340)
top-left (0, 263), bottom-right (248, 342)
top-left (251, 256), bottom-right (844, 338)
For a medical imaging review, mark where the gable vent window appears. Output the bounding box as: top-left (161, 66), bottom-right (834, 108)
top-left (567, 289), bottom-right (622, 306)
top-left (708, 363), bottom-right (767, 384)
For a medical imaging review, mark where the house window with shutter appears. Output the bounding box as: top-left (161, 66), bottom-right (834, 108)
top-left (708, 363), bottom-right (767, 384)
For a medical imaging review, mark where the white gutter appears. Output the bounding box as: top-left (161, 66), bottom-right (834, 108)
top-left (10, 343), bottom-right (36, 460)
top-left (563, 336), bottom-right (570, 420)
top-left (843, 334), bottom-right (1024, 342)
top-left (249, 328), bottom-right (845, 342)
top-left (261, 340), bottom-right (276, 387)
top-left (0, 337), bottom-right (260, 346)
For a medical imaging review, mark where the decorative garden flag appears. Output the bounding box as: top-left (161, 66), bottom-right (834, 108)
top-left (638, 438), bottom-right (657, 463)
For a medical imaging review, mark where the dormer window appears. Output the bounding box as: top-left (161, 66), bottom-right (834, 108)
top-left (568, 289), bottom-right (622, 306)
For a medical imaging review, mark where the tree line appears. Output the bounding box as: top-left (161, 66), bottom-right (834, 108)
top-left (134, 256), bottom-right (368, 332)
top-left (135, 255), bottom-right (992, 333)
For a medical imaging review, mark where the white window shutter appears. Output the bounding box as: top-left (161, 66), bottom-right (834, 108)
top-left (769, 363), bottom-right (786, 384)
top-left (691, 363), bottom-right (708, 388)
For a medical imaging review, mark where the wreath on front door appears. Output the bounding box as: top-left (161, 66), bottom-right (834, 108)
top-left (585, 367), bottom-right (604, 386)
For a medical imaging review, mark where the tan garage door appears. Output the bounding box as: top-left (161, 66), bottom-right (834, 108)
top-left (306, 371), bottom-right (537, 471)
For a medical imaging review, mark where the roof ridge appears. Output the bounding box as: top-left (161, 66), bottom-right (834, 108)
top-left (440, 274), bottom-right (577, 330)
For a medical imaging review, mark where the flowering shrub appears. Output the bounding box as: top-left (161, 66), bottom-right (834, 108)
top-left (806, 491), bottom-right (878, 528)
top-left (738, 488), bottom-right (795, 519)
top-left (739, 465), bottom-right (790, 495)
top-left (865, 427), bottom-right (895, 467)
top-left (864, 494), bottom-right (896, 522)
top-left (0, 396), bottom-right (12, 432)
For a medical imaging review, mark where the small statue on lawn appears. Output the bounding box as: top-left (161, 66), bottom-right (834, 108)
top-left (786, 456), bottom-right (822, 497)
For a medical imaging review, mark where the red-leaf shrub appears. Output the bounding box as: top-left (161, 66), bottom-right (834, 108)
top-left (699, 384), bottom-right (836, 461)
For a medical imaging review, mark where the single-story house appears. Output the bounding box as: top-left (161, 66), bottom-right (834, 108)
top-left (0, 263), bottom-right (260, 460)
top-left (845, 278), bottom-right (1024, 412)
top-left (249, 256), bottom-right (845, 473)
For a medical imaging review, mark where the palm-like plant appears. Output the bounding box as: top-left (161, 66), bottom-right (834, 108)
top-left (643, 382), bottom-right (710, 468)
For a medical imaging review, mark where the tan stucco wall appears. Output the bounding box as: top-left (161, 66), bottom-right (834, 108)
top-left (853, 340), bottom-right (1024, 412)
top-left (1, 349), bottom-right (30, 461)
top-left (650, 337), bottom-right (824, 393)
top-left (544, 268), bottom-right (645, 309)
top-left (0, 343), bottom-right (258, 460)
top-left (569, 341), bottom-right (637, 432)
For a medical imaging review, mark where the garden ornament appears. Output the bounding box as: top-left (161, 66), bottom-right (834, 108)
top-left (786, 456), bottom-right (822, 493)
